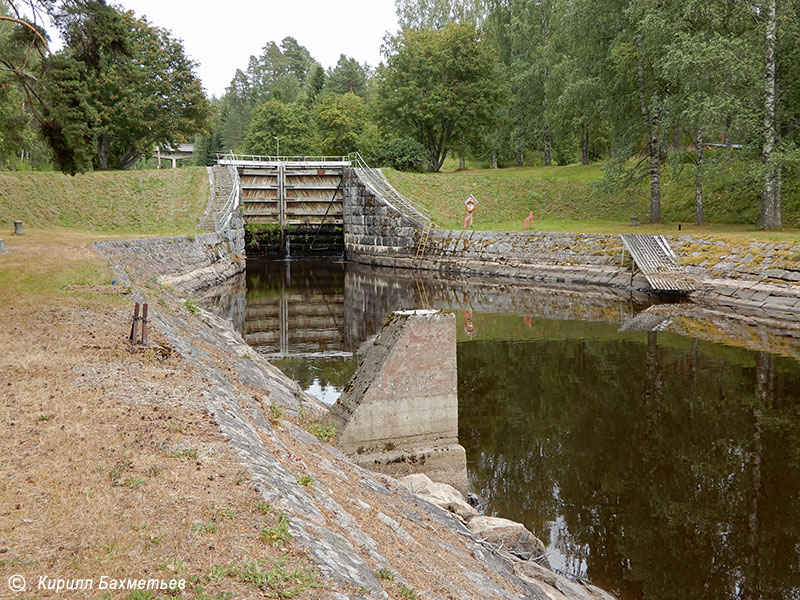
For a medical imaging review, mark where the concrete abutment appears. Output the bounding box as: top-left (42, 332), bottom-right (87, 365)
top-left (331, 310), bottom-right (468, 494)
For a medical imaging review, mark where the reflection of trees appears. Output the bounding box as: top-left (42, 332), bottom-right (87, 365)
top-left (458, 332), bottom-right (800, 600)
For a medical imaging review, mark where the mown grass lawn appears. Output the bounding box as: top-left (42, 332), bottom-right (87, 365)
top-left (0, 167), bottom-right (208, 235)
top-left (384, 155), bottom-right (800, 242)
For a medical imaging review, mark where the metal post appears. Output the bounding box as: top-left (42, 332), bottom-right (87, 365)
top-left (278, 163), bottom-right (286, 256)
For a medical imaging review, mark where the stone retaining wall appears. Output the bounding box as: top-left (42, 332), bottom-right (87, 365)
top-left (341, 169), bottom-right (800, 313)
top-left (95, 209), bottom-right (245, 296)
top-left (342, 169), bottom-right (422, 260)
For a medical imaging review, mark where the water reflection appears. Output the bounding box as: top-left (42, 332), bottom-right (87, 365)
top-left (459, 323), bottom-right (800, 600)
top-left (204, 259), bottom-right (800, 600)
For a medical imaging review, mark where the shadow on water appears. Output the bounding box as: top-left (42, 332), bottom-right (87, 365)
top-left (202, 258), bottom-right (800, 600)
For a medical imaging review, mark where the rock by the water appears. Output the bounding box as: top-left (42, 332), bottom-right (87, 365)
top-left (398, 473), bottom-right (477, 519)
top-left (467, 515), bottom-right (549, 565)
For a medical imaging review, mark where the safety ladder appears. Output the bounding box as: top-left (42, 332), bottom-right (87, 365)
top-left (415, 221), bottom-right (434, 261)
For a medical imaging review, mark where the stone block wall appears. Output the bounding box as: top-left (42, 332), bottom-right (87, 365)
top-left (95, 166), bottom-right (246, 297)
top-left (95, 231), bottom-right (245, 297)
top-left (425, 229), bottom-right (623, 266)
top-left (342, 169), bottom-right (423, 262)
top-left (342, 166), bottom-right (799, 312)
top-left (670, 235), bottom-right (800, 284)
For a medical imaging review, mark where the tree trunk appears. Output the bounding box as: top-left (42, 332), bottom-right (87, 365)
top-left (119, 148), bottom-right (142, 170)
top-left (543, 126), bottom-right (552, 166)
top-left (647, 117), bottom-right (661, 224)
top-left (491, 149), bottom-right (498, 169)
top-left (96, 135), bottom-right (112, 170)
top-left (516, 148), bottom-right (523, 167)
top-left (637, 43), bottom-right (661, 223)
top-left (695, 130), bottom-right (704, 225)
top-left (761, 0), bottom-right (781, 228)
top-left (672, 122), bottom-right (682, 150)
top-left (723, 115), bottom-right (732, 154)
top-left (742, 351), bottom-right (771, 600)
top-left (643, 331), bottom-right (662, 409)
top-left (581, 125), bottom-right (590, 165)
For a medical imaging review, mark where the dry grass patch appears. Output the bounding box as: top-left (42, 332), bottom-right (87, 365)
top-left (0, 235), bottom-right (323, 599)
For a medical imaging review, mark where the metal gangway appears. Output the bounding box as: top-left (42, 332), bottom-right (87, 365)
top-left (620, 234), bottom-right (696, 293)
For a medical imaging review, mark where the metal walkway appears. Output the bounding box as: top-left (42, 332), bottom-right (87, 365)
top-left (620, 234), bottom-right (696, 293)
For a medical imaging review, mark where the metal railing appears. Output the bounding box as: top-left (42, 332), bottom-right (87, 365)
top-left (200, 154), bottom-right (240, 234)
top-left (348, 152), bottom-right (431, 222)
top-left (216, 153), bottom-right (351, 165)
top-left (215, 161), bottom-right (240, 233)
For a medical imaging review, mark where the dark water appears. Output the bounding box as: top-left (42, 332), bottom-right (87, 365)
top-left (211, 259), bottom-right (800, 600)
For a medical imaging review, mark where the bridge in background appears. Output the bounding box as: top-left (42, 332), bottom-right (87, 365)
top-left (155, 143), bottom-right (195, 168)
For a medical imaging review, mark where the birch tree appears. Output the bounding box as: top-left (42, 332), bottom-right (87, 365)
top-left (760, 0), bottom-right (780, 228)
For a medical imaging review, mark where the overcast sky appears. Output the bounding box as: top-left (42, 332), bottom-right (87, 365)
top-left (103, 0), bottom-right (399, 98)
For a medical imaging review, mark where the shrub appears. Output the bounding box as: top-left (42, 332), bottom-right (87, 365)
top-left (375, 137), bottom-right (428, 172)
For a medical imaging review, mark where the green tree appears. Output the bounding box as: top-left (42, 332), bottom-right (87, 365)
top-left (324, 55), bottom-right (368, 97)
top-left (243, 98), bottom-right (313, 156)
top-left (218, 69), bottom-right (252, 150)
top-left (85, 11), bottom-right (210, 169)
top-left (394, 0), bottom-right (484, 29)
top-left (39, 55), bottom-right (98, 174)
top-left (377, 23), bottom-right (505, 172)
top-left (658, 1), bottom-right (757, 224)
top-left (2, 0), bottom-right (209, 172)
top-left (246, 37), bottom-right (314, 105)
top-left (313, 92), bottom-right (367, 156)
top-left (0, 2), bottom-right (47, 168)
top-left (303, 62), bottom-right (326, 105)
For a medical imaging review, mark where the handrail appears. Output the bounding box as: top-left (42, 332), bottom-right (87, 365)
top-left (348, 152), bottom-right (431, 222)
top-left (216, 153), bottom-right (350, 164)
top-left (199, 152), bottom-right (240, 234)
top-left (214, 160), bottom-right (240, 232)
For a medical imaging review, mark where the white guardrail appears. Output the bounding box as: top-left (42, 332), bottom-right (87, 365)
top-left (214, 161), bottom-right (240, 232)
top-left (348, 152), bottom-right (431, 222)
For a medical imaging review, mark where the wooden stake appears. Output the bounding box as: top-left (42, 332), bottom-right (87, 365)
top-left (129, 302), bottom-right (140, 344)
top-left (141, 303), bottom-right (148, 346)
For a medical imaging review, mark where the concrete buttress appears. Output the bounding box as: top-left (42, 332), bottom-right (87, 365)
top-left (331, 309), bottom-right (468, 493)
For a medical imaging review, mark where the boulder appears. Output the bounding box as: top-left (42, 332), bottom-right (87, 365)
top-left (467, 515), bottom-right (548, 564)
top-left (399, 473), bottom-right (477, 519)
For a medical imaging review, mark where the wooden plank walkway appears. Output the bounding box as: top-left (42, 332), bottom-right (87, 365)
top-left (620, 234), bottom-right (696, 293)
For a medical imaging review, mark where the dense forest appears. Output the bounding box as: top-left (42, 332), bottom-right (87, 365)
top-left (3, 0), bottom-right (800, 227)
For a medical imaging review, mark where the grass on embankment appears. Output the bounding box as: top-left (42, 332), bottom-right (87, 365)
top-left (384, 155), bottom-right (800, 242)
top-left (0, 167), bottom-right (209, 236)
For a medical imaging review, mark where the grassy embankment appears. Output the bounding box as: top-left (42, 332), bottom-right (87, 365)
top-left (0, 167), bottom-right (209, 236)
top-left (385, 156), bottom-right (800, 243)
top-left (0, 167), bottom-right (208, 301)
